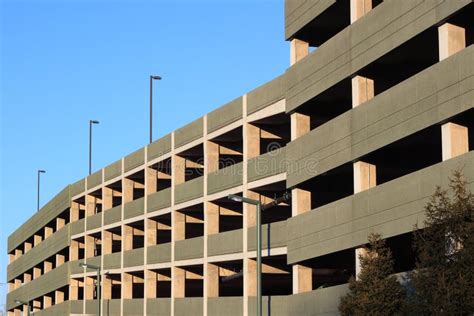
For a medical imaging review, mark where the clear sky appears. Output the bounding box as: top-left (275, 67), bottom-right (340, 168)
top-left (0, 0), bottom-right (287, 309)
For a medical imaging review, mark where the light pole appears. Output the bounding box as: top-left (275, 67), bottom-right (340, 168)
top-left (37, 170), bottom-right (46, 212)
top-left (79, 263), bottom-right (101, 316)
top-left (149, 75), bottom-right (162, 144)
top-left (14, 300), bottom-right (29, 316)
top-left (89, 120), bottom-right (100, 175)
top-left (228, 194), bottom-right (262, 316)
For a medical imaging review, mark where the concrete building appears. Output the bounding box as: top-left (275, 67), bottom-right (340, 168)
top-left (6, 0), bottom-right (474, 315)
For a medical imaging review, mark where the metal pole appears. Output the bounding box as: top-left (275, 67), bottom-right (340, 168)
top-left (149, 76), bottom-right (153, 144)
top-left (37, 171), bottom-right (40, 212)
top-left (89, 120), bottom-right (92, 175)
top-left (96, 268), bottom-right (101, 316)
top-left (256, 202), bottom-right (262, 316)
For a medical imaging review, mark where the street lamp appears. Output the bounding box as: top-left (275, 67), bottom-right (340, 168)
top-left (79, 263), bottom-right (101, 316)
top-left (228, 194), bottom-right (262, 316)
top-left (14, 300), bottom-right (29, 316)
top-left (149, 75), bottom-right (162, 144)
top-left (37, 170), bottom-right (46, 212)
top-left (89, 120), bottom-right (100, 175)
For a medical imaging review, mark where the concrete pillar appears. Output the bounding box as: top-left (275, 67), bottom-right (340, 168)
top-left (70, 240), bottom-right (79, 261)
top-left (355, 247), bottom-right (368, 280)
top-left (44, 226), bottom-right (53, 239)
top-left (86, 194), bottom-right (96, 217)
top-left (70, 202), bottom-right (80, 222)
top-left (122, 273), bottom-right (133, 299)
top-left (32, 300), bottom-right (41, 312)
top-left (55, 289), bottom-right (65, 304)
top-left (14, 279), bottom-right (21, 289)
top-left (290, 39), bottom-right (309, 66)
top-left (56, 254), bottom-right (65, 267)
top-left (207, 263), bottom-right (219, 298)
top-left (85, 276), bottom-right (95, 300)
top-left (102, 231), bottom-right (112, 255)
top-left (350, 0), bottom-right (372, 23)
top-left (173, 267), bottom-right (186, 298)
top-left (206, 202), bottom-right (220, 236)
top-left (246, 123), bottom-right (261, 160)
top-left (33, 267), bottom-right (41, 279)
top-left (146, 219), bottom-right (157, 247)
top-left (146, 270), bottom-right (157, 298)
top-left (245, 259), bottom-right (256, 296)
top-left (43, 295), bottom-right (52, 308)
top-left (245, 190), bottom-right (260, 227)
top-left (85, 235), bottom-right (95, 258)
top-left (103, 276), bottom-right (112, 300)
top-left (70, 279), bottom-right (79, 300)
top-left (354, 161), bottom-right (377, 193)
top-left (123, 178), bottom-right (134, 204)
top-left (22, 304), bottom-right (29, 315)
top-left (56, 217), bottom-right (65, 231)
top-left (24, 242), bottom-right (32, 254)
top-left (43, 260), bottom-right (53, 273)
top-left (8, 282), bottom-right (14, 292)
top-left (147, 167), bottom-right (158, 194)
top-left (14, 249), bottom-right (22, 260)
top-left (291, 113), bottom-right (310, 141)
top-left (352, 75), bottom-right (374, 108)
top-left (174, 211), bottom-right (185, 241)
top-left (206, 141), bottom-right (220, 174)
top-left (9, 253), bottom-right (15, 264)
top-left (23, 272), bottom-right (32, 284)
top-left (103, 187), bottom-right (113, 210)
top-left (173, 155), bottom-right (186, 185)
top-left (438, 23), bottom-right (466, 61)
top-left (442, 123), bottom-right (469, 161)
top-left (34, 234), bottom-right (42, 246)
top-left (123, 225), bottom-right (134, 251)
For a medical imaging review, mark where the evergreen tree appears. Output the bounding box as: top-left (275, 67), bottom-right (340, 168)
top-left (339, 233), bottom-right (406, 316)
top-left (410, 170), bottom-right (474, 315)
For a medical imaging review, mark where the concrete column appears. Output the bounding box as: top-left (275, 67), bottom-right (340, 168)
top-left (43, 260), bottom-right (52, 273)
top-left (146, 270), bottom-right (157, 298)
top-left (207, 263), bottom-right (219, 298)
top-left (174, 211), bottom-right (185, 242)
top-left (32, 300), bottom-right (41, 312)
top-left (352, 75), bottom-right (374, 107)
top-left (291, 113), bottom-right (310, 141)
top-left (103, 276), bottom-right (112, 300)
top-left (24, 242), bottom-right (32, 254)
top-left (56, 254), bottom-right (65, 267)
top-left (146, 219), bottom-right (158, 247)
top-left (442, 123), bottom-right (469, 161)
top-left (85, 276), bottom-right (95, 300)
top-left (14, 249), bottom-right (22, 260)
top-left (70, 240), bottom-right (79, 261)
top-left (354, 161), bottom-right (377, 193)
top-left (70, 279), bottom-right (79, 300)
top-left (14, 279), bottom-right (21, 289)
top-left (86, 194), bottom-right (96, 217)
top-left (173, 155), bottom-right (186, 185)
top-left (206, 141), bottom-right (220, 174)
top-left (173, 267), bottom-right (185, 298)
top-left (9, 253), bottom-right (15, 264)
top-left (55, 289), bottom-right (65, 304)
top-left (23, 272), bottom-right (32, 284)
top-left (123, 178), bottom-right (134, 204)
top-left (245, 259), bottom-right (256, 296)
top-left (439, 23), bottom-right (466, 61)
top-left (33, 267), bottom-right (41, 279)
top-left (85, 235), bottom-right (95, 258)
top-left (70, 202), bottom-right (80, 222)
top-left (43, 294), bottom-right (52, 308)
top-left (123, 225), bottom-right (134, 251)
top-left (44, 226), bottom-right (53, 239)
top-left (147, 167), bottom-right (158, 194)
top-left (34, 234), bottom-right (42, 246)
top-left (246, 123), bottom-right (261, 160)
top-left (56, 218), bottom-right (65, 231)
top-left (102, 231), bottom-right (112, 255)
top-left (245, 190), bottom-right (260, 227)
top-left (290, 38), bottom-right (309, 66)
top-left (22, 305), bottom-right (29, 315)
top-left (206, 202), bottom-right (219, 236)
top-left (102, 187), bottom-right (113, 210)
top-left (350, 0), bottom-right (372, 23)
top-left (355, 247), bottom-right (368, 280)
top-left (122, 273), bottom-right (133, 299)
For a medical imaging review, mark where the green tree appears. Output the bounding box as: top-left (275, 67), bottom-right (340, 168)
top-left (410, 170), bottom-right (474, 315)
top-left (339, 233), bottom-right (406, 316)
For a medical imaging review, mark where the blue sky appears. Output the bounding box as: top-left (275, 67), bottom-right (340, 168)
top-left (0, 0), bottom-right (287, 308)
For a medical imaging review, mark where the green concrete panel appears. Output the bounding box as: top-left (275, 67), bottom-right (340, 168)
top-left (104, 159), bottom-right (122, 182)
top-left (147, 133), bottom-right (172, 161)
top-left (103, 299), bottom-right (121, 316)
top-left (247, 74), bottom-right (286, 115)
top-left (70, 218), bottom-right (85, 236)
top-left (207, 97), bottom-right (243, 133)
top-left (174, 236), bottom-right (204, 261)
top-left (87, 170), bottom-right (102, 190)
top-left (103, 252), bottom-right (122, 269)
top-left (207, 229), bottom-right (243, 257)
top-left (207, 162), bottom-right (243, 195)
top-left (70, 300), bottom-right (84, 314)
top-left (248, 220), bottom-right (287, 251)
top-left (7, 226), bottom-right (69, 281)
top-left (147, 243), bottom-right (172, 264)
top-left (175, 298), bottom-right (203, 316)
top-left (175, 117), bottom-right (204, 148)
top-left (71, 178), bottom-right (85, 197)
top-left (70, 259), bottom-right (85, 275)
top-left (86, 212), bottom-right (102, 231)
top-left (124, 197), bottom-right (145, 219)
top-left (147, 188), bottom-right (172, 212)
top-left (34, 301), bottom-right (71, 316)
top-left (123, 248), bottom-right (144, 267)
top-left (104, 205), bottom-right (122, 225)
top-left (287, 152), bottom-right (474, 264)
top-left (286, 0), bottom-right (471, 113)
top-left (123, 299), bottom-right (144, 315)
top-left (175, 176), bottom-right (204, 205)
top-left (85, 300), bottom-right (99, 315)
top-left (8, 186), bottom-right (70, 253)
top-left (86, 255), bottom-right (101, 268)
top-left (124, 148), bottom-right (145, 172)
top-left (208, 297), bottom-right (243, 316)
top-left (288, 285), bottom-right (349, 315)
top-left (248, 147), bottom-right (286, 183)
top-left (146, 298), bottom-right (171, 315)
top-left (7, 262), bottom-right (70, 310)
top-left (285, 0), bottom-right (336, 40)
top-left (248, 296), bottom-right (288, 316)
top-left (287, 46), bottom-right (474, 187)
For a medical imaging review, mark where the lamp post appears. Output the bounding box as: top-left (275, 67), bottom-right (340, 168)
top-left (14, 300), bottom-right (30, 316)
top-left (37, 170), bottom-right (46, 212)
top-left (228, 194), bottom-right (262, 316)
top-left (79, 263), bottom-right (101, 316)
top-left (149, 75), bottom-right (162, 144)
top-left (89, 120), bottom-right (100, 175)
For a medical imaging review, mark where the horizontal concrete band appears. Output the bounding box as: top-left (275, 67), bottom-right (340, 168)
top-left (287, 45), bottom-right (474, 187)
top-left (7, 187), bottom-right (70, 253)
top-left (7, 225), bottom-right (70, 281)
top-left (287, 151), bottom-right (474, 264)
top-left (285, 0), bottom-right (336, 40)
top-left (285, 0), bottom-right (472, 113)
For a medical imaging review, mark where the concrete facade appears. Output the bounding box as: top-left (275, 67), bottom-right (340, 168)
top-left (6, 0), bottom-right (474, 315)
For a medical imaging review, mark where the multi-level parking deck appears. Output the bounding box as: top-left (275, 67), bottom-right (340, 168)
top-left (7, 0), bottom-right (474, 315)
